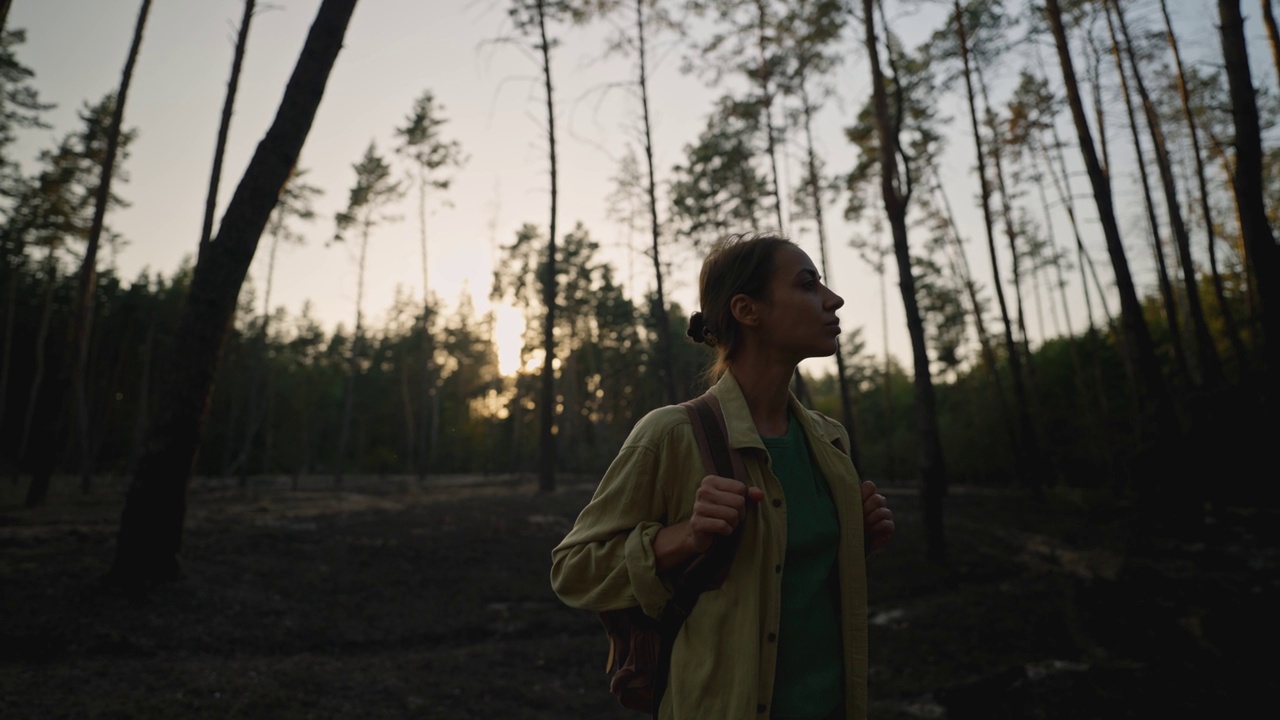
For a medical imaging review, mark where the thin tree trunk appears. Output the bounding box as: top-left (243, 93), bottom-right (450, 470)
top-left (864, 0), bottom-right (946, 563)
top-left (75, 0), bottom-right (152, 477)
top-left (20, 254), bottom-right (57, 503)
top-left (25, 0), bottom-right (154, 507)
top-left (0, 276), bottom-right (15, 444)
top-left (1112, 0), bottom-right (1224, 387)
top-left (199, 0), bottom-right (256, 258)
top-left (1219, 0), bottom-right (1280, 388)
top-left (927, 161), bottom-right (1016, 477)
top-left (1262, 0), bottom-right (1280, 91)
top-left (978, 65), bottom-right (1048, 494)
top-left (1046, 118), bottom-right (1115, 331)
top-left (401, 359), bottom-right (414, 474)
top-left (536, 0), bottom-right (558, 493)
top-left (0, 0), bottom-right (11, 33)
top-left (635, 0), bottom-right (678, 405)
top-left (232, 231), bottom-right (278, 486)
top-left (751, 0), bottom-right (787, 235)
top-left (952, 0), bottom-right (1037, 491)
top-left (1046, 0), bottom-right (1184, 521)
top-left (800, 79), bottom-right (858, 466)
top-left (879, 251), bottom-right (894, 483)
top-left (1103, 1), bottom-right (1191, 385)
top-left (1048, 0), bottom-right (1164, 394)
top-left (1161, 0), bottom-right (1249, 373)
top-left (109, 0), bottom-right (360, 588)
top-left (335, 221), bottom-right (369, 487)
top-left (416, 166), bottom-right (429, 481)
top-left (127, 319), bottom-right (156, 476)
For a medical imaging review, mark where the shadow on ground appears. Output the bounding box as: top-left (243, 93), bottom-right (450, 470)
top-left (1, 474), bottom-right (1274, 719)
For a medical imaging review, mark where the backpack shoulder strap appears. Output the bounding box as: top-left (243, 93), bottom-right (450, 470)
top-left (671, 392), bottom-right (749, 597)
top-left (679, 392), bottom-right (745, 482)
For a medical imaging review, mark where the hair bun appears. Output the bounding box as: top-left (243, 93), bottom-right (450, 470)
top-left (686, 311), bottom-right (706, 344)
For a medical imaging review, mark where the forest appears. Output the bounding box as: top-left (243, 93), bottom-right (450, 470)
top-left (1, 0), bottom-right (1278, 716)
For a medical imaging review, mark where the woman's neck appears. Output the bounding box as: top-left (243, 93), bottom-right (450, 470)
top-left (727, 355), bottom-right (796, 438)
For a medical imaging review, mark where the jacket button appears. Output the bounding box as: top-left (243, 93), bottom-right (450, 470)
top-left (771, 498), bottom-right (782, 508)
top-left (767, 632), bottom-right (777, 642)
top-left (757, 703), bottom-right (767, 713)
top-left (774, 564), bottom-right (782, 574)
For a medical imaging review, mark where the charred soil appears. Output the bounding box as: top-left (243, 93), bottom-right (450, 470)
top-left (1, 474), bottom-right (1274, 719)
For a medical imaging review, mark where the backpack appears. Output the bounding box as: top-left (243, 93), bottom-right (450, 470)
top-left (597, 392), bottom-right (749, 716)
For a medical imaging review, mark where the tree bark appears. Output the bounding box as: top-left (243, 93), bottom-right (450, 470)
top-left (536, 0), bottom-right (558, 493)
top-left (1113, 0), bottom-right (1224, 388)
top-left (1045, 0), bottom-right (1185, 523)
top-left (1161, 0), bottom-right (1249, 374)
top-left (109, 0), bottom-right (360, 588)
top-left (335, 220), bottom-right (370, 487)
top-left (1262, 0), bottom-right (1280, 92)
top-left (199, 0), bottom-right (256, 258)
top-left (1219, 0), bottom-right (1280, 390)
top-left (635, 0), bottom-right (678, 405)
top-left (863, 0), bottom-right (947, 563)
top-left (950, 1), bottom-right (1038, 492)
top-left (25, 0), bottom-right (154, 507)
top-left (1102, 1), bottom-right (1191, 385)
top-left (800, 80), bottom-right (859, 467)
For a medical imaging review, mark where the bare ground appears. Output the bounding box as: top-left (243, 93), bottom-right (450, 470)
top-left (1, 473), bottom-right (1275, 719)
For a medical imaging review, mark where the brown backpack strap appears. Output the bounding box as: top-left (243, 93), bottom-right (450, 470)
top-left (650, 392), bottom-right (748, 716)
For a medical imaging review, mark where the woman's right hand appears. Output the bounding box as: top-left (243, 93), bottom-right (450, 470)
top-left (654, 475), bottom-right (765, 572)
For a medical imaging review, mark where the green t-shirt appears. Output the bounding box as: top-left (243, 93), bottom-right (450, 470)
top-left (761, 413), bottom-right (844, 720)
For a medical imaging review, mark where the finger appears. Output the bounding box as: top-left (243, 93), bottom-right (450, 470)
top-left (696, 485), bottom-right (749, 515)
top-left (689, 511), bottom-right (736, 538)
top-left (746, 487), bottom-right (766, 503)
top-left (862, 493), bottom-right (887, 512)
top-left (860, 480), bottom-right (878, 501)
top-left (702, 474), bottom-right (750, 495)
top-left (864, 507), bottom-right (893, 527)
top-left (693, 499), bottom-right (741, 526)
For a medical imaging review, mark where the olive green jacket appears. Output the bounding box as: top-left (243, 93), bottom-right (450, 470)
top-left (550, 370), bottom-right (869, 720)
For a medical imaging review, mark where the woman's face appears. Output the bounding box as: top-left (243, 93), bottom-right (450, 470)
top-left (745, 243), bottom-right (845, 363)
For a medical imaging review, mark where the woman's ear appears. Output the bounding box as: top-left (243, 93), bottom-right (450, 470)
top-left (730, 293), bottom-right (760, 328)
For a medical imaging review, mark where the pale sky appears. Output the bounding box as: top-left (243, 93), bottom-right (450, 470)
top-left (7, 0), bottom-right (1262, 377)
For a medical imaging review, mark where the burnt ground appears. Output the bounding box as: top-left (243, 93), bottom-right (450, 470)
top-left (1, 473), bottom-right (1276, 719)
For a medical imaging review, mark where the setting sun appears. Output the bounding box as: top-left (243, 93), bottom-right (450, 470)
top-left (492, 303), bottom-right (526, 377)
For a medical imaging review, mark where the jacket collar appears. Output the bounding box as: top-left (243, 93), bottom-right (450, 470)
top-left (707, 369), bottom-right (841, 450)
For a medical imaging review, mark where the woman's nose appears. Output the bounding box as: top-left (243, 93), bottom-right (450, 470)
top-left (825, 288), bottom-right (845, 311)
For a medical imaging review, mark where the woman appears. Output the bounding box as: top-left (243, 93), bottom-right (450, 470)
top-left (550, 233), bottom-right (895, 720)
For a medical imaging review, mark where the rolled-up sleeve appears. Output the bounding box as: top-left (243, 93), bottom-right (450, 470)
top-left (550, 416), bottom-right (685, 617)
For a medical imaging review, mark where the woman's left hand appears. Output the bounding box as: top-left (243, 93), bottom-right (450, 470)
top-left (861, 481), bottom-right (894, 553)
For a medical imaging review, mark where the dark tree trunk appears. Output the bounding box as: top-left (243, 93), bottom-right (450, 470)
top-left (108, 0), bottom-right (360, 588)
top-left (863, 0), bottom-right (947, 564)
top-left (753, 0), bottom-right (786, 234)
top-left (1113, 0), bottom-right (1225, 388)
top-left (951, 1), bottom-right (1037, 492)
top-left (1161, 0), bottom-right (1249, 374)
top-left (1103, 1), bottom-right (1191, 385)
top-left (800, 80), bottom-right (859, 467)
top-left (335, 223), bottom-right (369, 487)
top-left (536, 0), bottom-right (559, 493)
top-left (636, 0), bottom-right (678, 405)
top-left (1046, 0), bottom-right (1185, 523)
top-left (26, 0), bottom-right (154, 507)
top-left (0, 277), bottom-right (15, 445)
top-left (20, 254), bottom-right (58, 504)
top-left (1262, 0), bottom-right (1280, 91)
top-left (199, 0), bottom-right (256, 257)
top-left (1219, 0), bottom-right (1280, 390)
top-left (927, 163), bottom-right (1015, 474)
